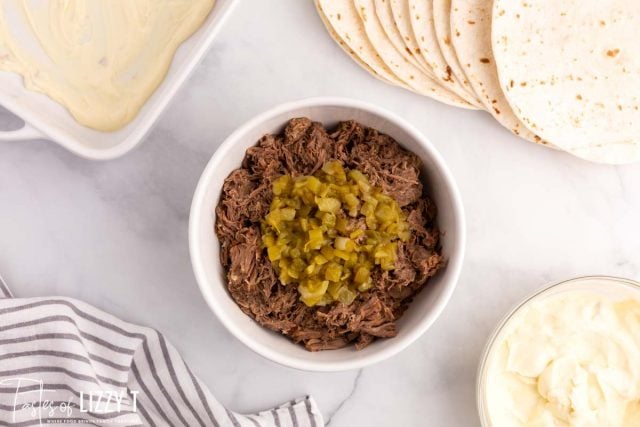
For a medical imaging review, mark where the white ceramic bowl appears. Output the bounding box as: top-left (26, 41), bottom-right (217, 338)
top-left (189, 97), bottom-right (466, 371)
top-left (477, 275), bottom-right (640, 426)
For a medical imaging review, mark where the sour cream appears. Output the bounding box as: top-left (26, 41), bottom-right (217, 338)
top-left (0, 0), bottom-right (215, 131)
top-left (485, 288), bottom-right (640, 427)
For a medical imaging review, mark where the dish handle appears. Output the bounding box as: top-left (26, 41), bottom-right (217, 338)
top-left (0, 122), bottom-right (44, 141)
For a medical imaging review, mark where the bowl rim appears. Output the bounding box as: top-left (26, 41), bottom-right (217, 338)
top-left (189, 96), bottom-right (466, 371)
top-left (475, 275), bottom-right (640, 425)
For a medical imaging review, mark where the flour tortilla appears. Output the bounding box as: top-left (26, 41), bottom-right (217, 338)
top-left (492, 0), bottom-right (640, 164)
top-left (432, 0), bottom-right (481, 104)
top-left (320, 15), bottom-right (400, 87)
top-left (350, 0), bottom-right (476, 108)
top-left (393, 0), bottom-right (480, 108)
top-left (317, 0), bottom-right (474, 107)
top-left (316, 0), bottom-right (408, 87)
top-left (450, 0), bottom-right (547, 145)
top-left (373, 0), bottom-right (432, 75)
top-left (385, 0), bottom-right (432, 73)
top-left (406, 0), bottom-right (481, 108)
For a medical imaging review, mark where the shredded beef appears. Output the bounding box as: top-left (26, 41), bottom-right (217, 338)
top-left (215, 118), bottom-right (443, 351)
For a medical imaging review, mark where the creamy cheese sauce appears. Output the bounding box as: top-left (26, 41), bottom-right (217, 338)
top-left (0, 0), bottom-right (215, 131)
top-left (486, 291), bottom-right (640, 427)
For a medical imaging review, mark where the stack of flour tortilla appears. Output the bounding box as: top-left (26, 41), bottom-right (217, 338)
top-left (315, 0), bottom-right (640, 164)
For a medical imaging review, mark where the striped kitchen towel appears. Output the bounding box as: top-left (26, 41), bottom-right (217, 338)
top-left (0, 274), bottom-right (323, 427)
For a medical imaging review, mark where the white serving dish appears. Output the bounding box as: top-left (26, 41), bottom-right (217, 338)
top-left (0, 0), bottom-right (238, 160)
top-left (189, 97), bottom-right (466, 371)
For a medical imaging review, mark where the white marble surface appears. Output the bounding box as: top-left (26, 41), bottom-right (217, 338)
top-left (1, 1), bottom-right (640, 425)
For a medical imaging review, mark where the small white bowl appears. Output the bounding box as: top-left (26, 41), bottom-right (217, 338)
top-left (477, 275), bottom-right (640, 426)
top-left (189, 97), bottom-right (466, 371)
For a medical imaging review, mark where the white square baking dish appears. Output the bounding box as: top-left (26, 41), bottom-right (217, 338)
top-left (0, 0), bottom-right (237, 160)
